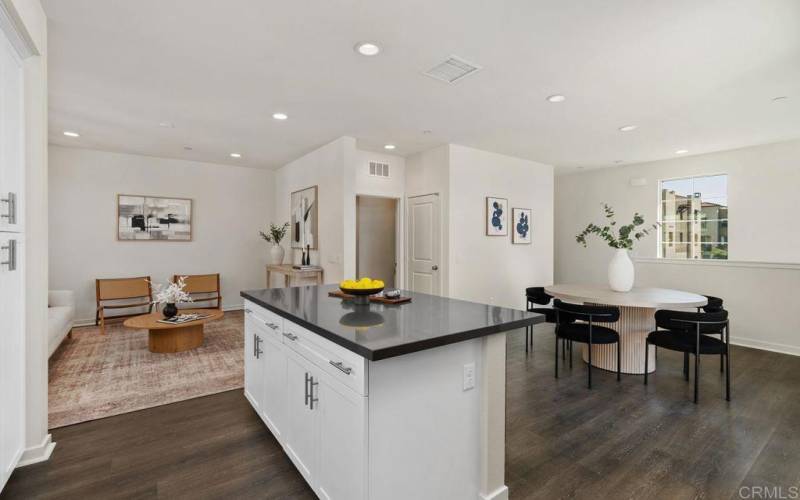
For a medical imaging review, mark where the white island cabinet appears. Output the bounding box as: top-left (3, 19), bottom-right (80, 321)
top-left (242, 286), bottom-right (541, 500)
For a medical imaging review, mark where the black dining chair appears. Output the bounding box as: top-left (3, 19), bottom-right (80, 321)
top-left (645, 309), bottom-right (730, 403)
top-left (553, 299), bottom-right (621, 389)
top-left (525, 287), bottom-right (574, 355)
top-left (683, 295), bottom-right (725, 378)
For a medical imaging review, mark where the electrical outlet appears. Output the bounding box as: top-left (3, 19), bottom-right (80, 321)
top-left (463, 363), bottom-right (475, 391)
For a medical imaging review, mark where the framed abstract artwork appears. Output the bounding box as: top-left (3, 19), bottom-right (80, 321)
top-left (512, 208), bottom-right (532, 244)
top-left (117, 195), bottom-right (192, 241)
top-left (291, 185), bottom-right (318, 249)
top-left (485, 196), bottom-right (508, 236)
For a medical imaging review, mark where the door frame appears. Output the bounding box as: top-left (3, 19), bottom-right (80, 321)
top-left (355, 194), bottom-right (403, 289)
top-left (406, 192), bottom-right (442, 295)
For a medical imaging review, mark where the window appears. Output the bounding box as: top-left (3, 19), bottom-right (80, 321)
top-left (658, 174), bottom-right (728, 260)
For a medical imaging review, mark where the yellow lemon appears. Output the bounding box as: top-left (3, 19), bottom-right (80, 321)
top-left (373, 280), bottom-right (384, 288)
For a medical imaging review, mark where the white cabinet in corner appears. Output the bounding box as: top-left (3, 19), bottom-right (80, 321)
top-left (244, 307), bottom-right (287, 439)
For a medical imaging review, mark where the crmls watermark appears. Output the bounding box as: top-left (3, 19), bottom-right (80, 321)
top-left (738, 486), bottom-right (800, 499)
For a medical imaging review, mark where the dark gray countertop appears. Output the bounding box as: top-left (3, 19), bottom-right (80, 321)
top-left (241, 285), bottom-right (544, 361)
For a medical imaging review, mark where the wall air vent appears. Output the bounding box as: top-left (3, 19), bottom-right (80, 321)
top-left (369, 161), bottom-right (390, 178)
top-left (423, 55), bottom-right (482, 84)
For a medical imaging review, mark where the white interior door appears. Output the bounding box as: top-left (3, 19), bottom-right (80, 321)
top-left (407, 194), bottom-right (441, 295)
top-left (0, 31), bottom-right (24, 232)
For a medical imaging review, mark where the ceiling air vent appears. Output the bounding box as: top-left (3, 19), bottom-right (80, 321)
top-left (423, 55), bottom-right (482, 84)
top-left (369, 161), bottom-right (390, 178)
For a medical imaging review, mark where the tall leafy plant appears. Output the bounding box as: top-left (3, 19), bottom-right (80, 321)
top-left (576, 204), bottom-right (658, 250)
top-left (260, 222), bottom-right (290, 245)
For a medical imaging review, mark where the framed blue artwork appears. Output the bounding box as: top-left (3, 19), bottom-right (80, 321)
top-left (512, 207), bottom-right (532, 244)
top-left (486, 196), bottom-right (508, 236)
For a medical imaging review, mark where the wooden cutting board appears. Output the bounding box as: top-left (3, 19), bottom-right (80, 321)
top-left (328, 291), bottom-right (412, 305)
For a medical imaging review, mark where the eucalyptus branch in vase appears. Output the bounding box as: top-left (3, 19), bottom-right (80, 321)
top-left (261, 222), bottom-right (290, 265)
top-left (575, 203), bottom-right (659, 292)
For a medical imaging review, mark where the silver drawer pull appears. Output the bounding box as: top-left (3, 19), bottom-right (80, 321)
top-left (1, 192), bottom-right (16, 224)
top-left (244, 308), bottom-right (252, 314)
top-left (265, 322), bottom-right (280, 330)
top-left (1, 239), bottom-right (17, 271)
top-left (329, 360), bottom-right (353, 375)
top-left (283, 332), bottom-right (298, 341)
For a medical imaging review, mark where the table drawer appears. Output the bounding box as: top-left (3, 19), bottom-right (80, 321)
top-left (244, 301), bottom-right (283, 342)
top-left (283, 320), bottom-right (367, 396)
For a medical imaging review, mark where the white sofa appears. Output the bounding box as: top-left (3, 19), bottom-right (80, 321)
top-left (48, 290), bottom-right (75, 357)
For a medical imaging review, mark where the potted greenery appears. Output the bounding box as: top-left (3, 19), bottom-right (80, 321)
top-left (260, 222), bottom-right (290, 265)
top-left (576, 204), bottom-right (658, 292)
top-left (151, 276), bottom-right (193, 319)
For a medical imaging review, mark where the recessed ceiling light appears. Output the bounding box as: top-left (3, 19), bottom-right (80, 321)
top-left (772, 96), bottom-right (788, 102)
top-left (63, 131), bottom-right (80, 137)
top-left (272, 112), bottom-right (288, 120)
top-left (230, 153), bottom-right (242, 158)
top-left (618, 125), bottom-right (638, 132)
top-left (159, 121), bottom-right (174, 128)
top-left (183, 146), bottom-right (193, 151)
top-left (354, 42), bottom-right (380, 56)
top-left (546, 94), bottom-right (566, 103)
top-left (384, 144), bottom-right (396, 150)
top-left (675, 149), bottom-right (689, 154)
top-left (614, 160), bottom-right (624, 164)
top-left (422, 130), bottom-right (432, 135)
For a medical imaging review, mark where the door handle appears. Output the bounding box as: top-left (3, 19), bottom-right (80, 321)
top-left (256, 335), bottom-right (263, 358)
top-left (309, 376), bottom-right (319, 410)
top-left (304, 372), bottom-right (311, 407)
top-left (1, 239), bottom-right (16, 271)
top-left (1, 192), bottom-right (16, 224)
top-left (431, 265), bottom-right (438, 271)
top-left (329, 360), bottom-right (353, 375)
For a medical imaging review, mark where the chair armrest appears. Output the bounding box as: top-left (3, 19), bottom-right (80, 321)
top-left (49, 290), bottom-right (76, 309)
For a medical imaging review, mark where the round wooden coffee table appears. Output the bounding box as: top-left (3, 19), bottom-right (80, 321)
top-left (123, 308), bottom-right (224, 353)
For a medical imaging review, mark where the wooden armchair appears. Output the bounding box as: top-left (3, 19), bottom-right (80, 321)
top-left (174, 273), bottom-right (222, 310)
top-left (95, 276), bottom-right (153, 335)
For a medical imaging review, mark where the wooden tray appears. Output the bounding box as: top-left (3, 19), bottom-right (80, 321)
top-left (328, 291), bottom-right (412, 305)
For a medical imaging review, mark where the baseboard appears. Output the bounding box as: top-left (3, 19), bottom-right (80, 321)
top-left (731, 337), bottom-right (800, 357)
top-left (17, 434), bottom-right (55, 467)
top-left (481, 485), bottom-right (509, 500)
top-left (72, 304), bottom-right (245, 328)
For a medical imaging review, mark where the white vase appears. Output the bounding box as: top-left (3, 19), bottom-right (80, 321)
top-left (269, 244), bottom-right (285, 265)
top-left (608, 248), bottom-right (634, 292)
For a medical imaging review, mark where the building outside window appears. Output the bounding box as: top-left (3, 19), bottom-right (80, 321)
top-left (659, 174), bottom-right (728, 259)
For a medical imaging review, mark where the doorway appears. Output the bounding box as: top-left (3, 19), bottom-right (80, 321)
top-left (356, 196), bottom-right (398, 287)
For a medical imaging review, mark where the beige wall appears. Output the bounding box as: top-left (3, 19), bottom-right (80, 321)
top-left (49, 146), bottom-right (274, 322)
top-left (555, 139), bottom-right (800, 354)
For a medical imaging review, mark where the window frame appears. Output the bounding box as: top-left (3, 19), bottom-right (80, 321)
top-left (657, 173), bottom-right (728, 260)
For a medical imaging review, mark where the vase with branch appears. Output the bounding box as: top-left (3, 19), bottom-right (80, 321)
top-left (576, 204), bottom-right (658, 292)
top-left (260, 222), bottom-right (290, 265)
top-left (152, 276), bottom-right (193, 319)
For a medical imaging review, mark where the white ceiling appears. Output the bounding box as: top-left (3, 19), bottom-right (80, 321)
top-left (44, 0), bottom-right (800, 172)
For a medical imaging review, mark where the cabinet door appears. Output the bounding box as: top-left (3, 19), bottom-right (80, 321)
top-left (0, 235), bottom-right (24, 490)
top-left (260, 335), bottom-right (286, 440)
top-left (0, 33), bottom-right (24, 232)
top-left (243, 318), bottom-right (264, 413)
top-left (316, 377), bottom-right (366, 500)
top-left (284, 352), bottom-right (318, 486)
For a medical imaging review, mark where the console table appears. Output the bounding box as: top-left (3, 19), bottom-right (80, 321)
top-left (266, 264), bottom-right (324, 288)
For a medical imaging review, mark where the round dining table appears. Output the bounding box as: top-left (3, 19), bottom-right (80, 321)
top-left (545, 284), bottom-right (707, 374)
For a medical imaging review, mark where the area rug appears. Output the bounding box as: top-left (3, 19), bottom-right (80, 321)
top-left (48, 310), bottom-right (244, 429)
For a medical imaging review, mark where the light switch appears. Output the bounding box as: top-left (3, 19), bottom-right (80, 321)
top-left (463, 363), bottom-right (475, 391)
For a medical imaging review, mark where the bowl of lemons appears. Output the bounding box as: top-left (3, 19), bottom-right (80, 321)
top-left (339, 277), bottom-right (385, 305)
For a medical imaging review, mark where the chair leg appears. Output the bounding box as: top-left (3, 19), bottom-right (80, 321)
top-left (725, 351), bottom-right (731, 402)
top-left (554, 334), bottom-right (559, 379)
top-left (562, 338), bottom-right (566, 361)
top-left (99, 310), bottom-right (106, 335)
top-left (694, 353), bottom-right (700, 404)
top-left (67, 328), bottom-right (73, 339)
top-left (587, 340), bottom-right (593, 389)
top-left (569, 340), bottom-right (573, 369)
top-left (530, 326), bottom-right (534, 349)
top-left (616, 341), bottom-right (621, 382)
top-left (644, 341), bottom-right (649, 385)
top-left (720, 353), bottom-right (724, 373)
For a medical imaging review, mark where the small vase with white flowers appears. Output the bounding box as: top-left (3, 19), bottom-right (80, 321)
top-left (152, 276), bottom-right (193, 319)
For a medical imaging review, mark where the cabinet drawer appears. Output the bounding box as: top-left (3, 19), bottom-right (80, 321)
top-left (244, 301), bottom-right (283, 342)
top-left (283, 321), bottom-right (367, 396)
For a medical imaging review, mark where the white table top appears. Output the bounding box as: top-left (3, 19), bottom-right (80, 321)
top-left (545, 284), bottom-right (707, 309)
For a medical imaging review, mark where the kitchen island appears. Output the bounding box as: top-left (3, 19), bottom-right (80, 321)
top-left (241, 285), bottom-right (542, 500)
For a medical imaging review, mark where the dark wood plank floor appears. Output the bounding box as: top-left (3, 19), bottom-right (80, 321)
top-left (3, 324), bottom-right (799, 499)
